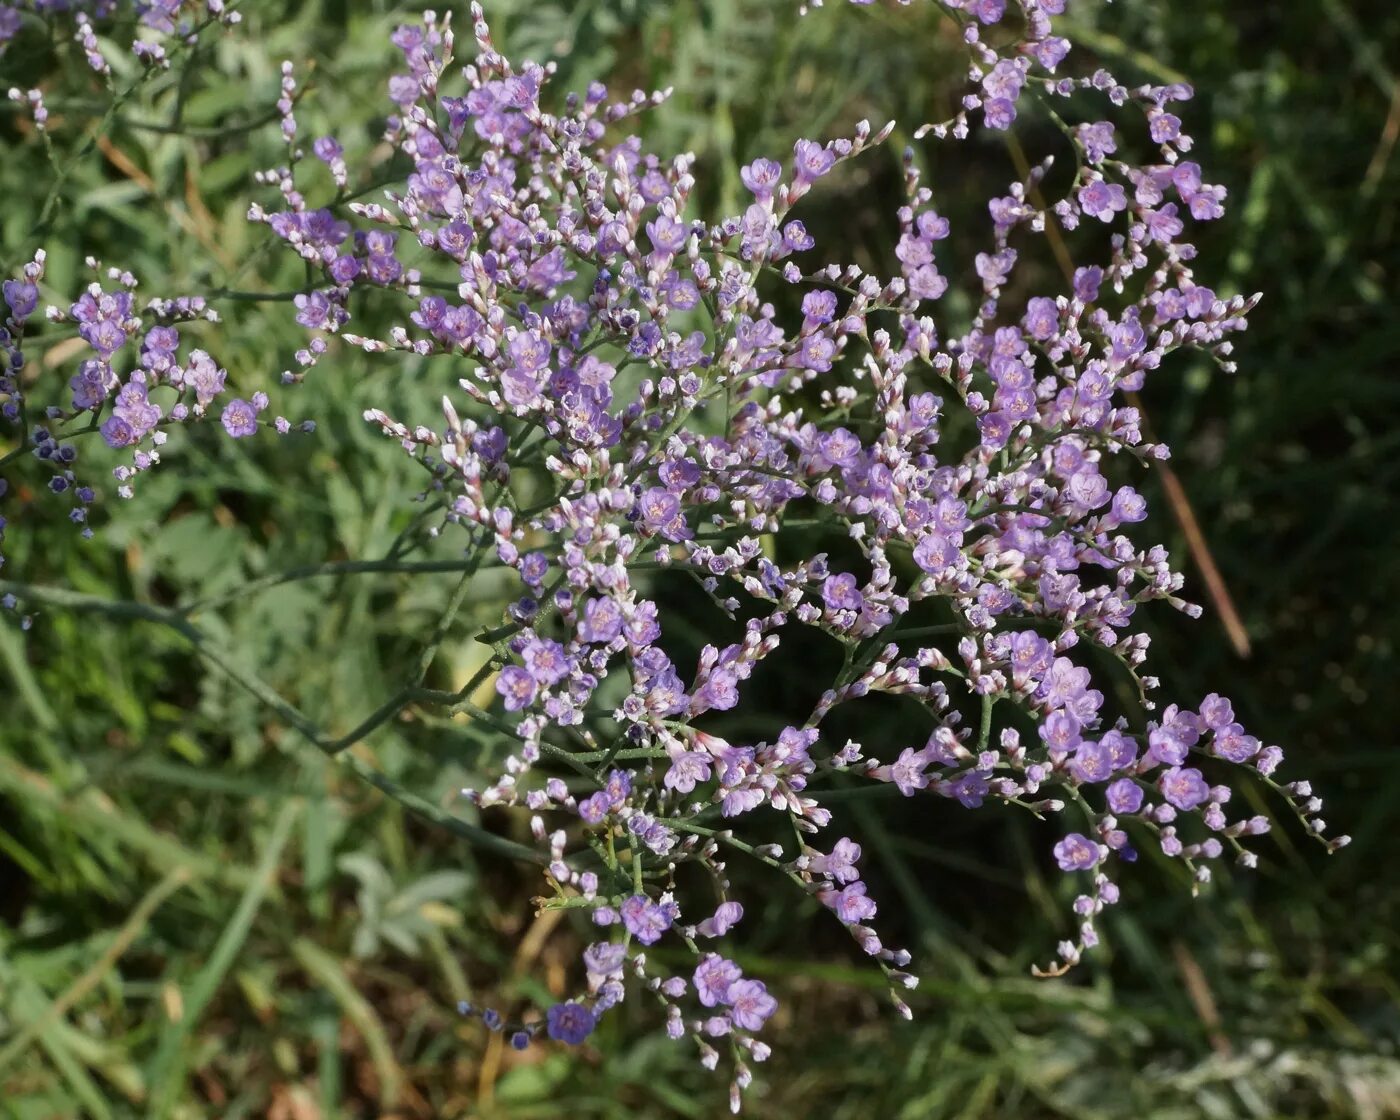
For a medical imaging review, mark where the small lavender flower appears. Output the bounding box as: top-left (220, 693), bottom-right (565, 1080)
top-left (620, 894), bottom-right (674, 945)
top-left (220, 399), bottom-right (259, 438)
top-left (583, 941), bottom-right (627, 978)
top-left (811, 837), bottom-right (863, 883)
top-left (694, 954), bottom-right (742, 1007)
top-left (664, 750), bottom-right (712, 794)
top-left (823, 880), bottom-right (878, 924)
top-left (1053, 833), bottom-right (1102, 872)
top-left (697, 901), bottom-right (744, 938)
top-left (496, 666), bottom-right (537, 712)
top-left (3, 279), bottom-right (37, 320)
top-left (726, 979), bottom-right (777, 1031)
top-left (1160, 766), bottom-right (1211, 811)
top-left (792, 139), bottom-right (835, 185)
top-left (546, 1001), bottom-right (596, 1045)
top-left (1107, 779), bottom-right (1145, 816)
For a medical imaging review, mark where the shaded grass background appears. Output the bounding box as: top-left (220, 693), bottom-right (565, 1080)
top-left (1, 0), bottom-right (1397, 1116)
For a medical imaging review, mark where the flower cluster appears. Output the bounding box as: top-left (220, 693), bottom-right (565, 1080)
top-left (0, 252), bottom-right (316, 590)
top-left (238, 0), bottom-right (1354, 1098)
top-left (1, 0), bottom-right (1348, 1108)
top-left (0, 0), bottom-right (241, 75)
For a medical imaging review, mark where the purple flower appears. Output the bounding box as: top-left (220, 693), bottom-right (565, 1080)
top-left (508, 329), bottom-right (551, 372)
top-left (812, 837), bottom-right (862, 883)
top-left (519, 551), bottom-right (549, 587)
top-left (1212, 724), bottom-right (1260, 763)
top-left (820, 427), bottom-right (862, 468)
top-left (792, 139), bottom-right (835, 184)
top-left (3, 279), bottom-right (38, 321)
top-left (87, 317), bottom-right (128, 356)
top-left (1143, 203), bottom-right (1184, 245)
top-left (184, 350), bottom-right (226, 411)
top-left (823, 880), bottom-right (877, 924)
top-left (1009, 631), bottom-right (1052, 679)
top-left (139, 0), bottom-right (182, 33)
top-left (365, 250), bottom-right (402, 285)
top-left (1070, 739), bottom-right (1115, 783)
top-left (501, 365), bottom-right (545, 409)
top-left (664, 750), bottom-right (711, 794)
top-left (887, 746), bottom-right (931, 796)
top-left (697, 901), bottom-right (744, 938)
top-left (577, 791), bottom-right (612, 825)
top-left (583, 941), bottom-right (627, 977)
top-left (496, 665), bottom-right (537, 711)
top-left (70, 361), bottom-right (110, 411)
top-left (1040, 711), bottom-right (1082, 754)
top-left (971, 0), bottom-right (1006, 24)
top-left (982, 59), bottom-right (1023, 102)
top-left (983, 97), bottom-right (1016, 130)
top-left (1160, 766), bottom-right (1211, 810)
top-left (1033, 36), bottom-right (1071, 69)
top-left (975, 249), bottom-right (1016, 287)
top-left (143, 325), bottom-right (179, 362)
top-left (1079, 180), bottom-right (1128, 221)
top-left (620, 894), bottom-right (673, 945)
top-left (822, 572), bottom-right (864, 613)
top-left (1077, 121), bottom-right (1118, 163)
top-left (1110, 486), bottom-right (1147, 523)
top-left (644, 667), bottom-right (689, 717)
top-left (328, 256), bottom-right (361, 285)
top-left (646, 214), bottom-right (688, 255)
top-left (1023, 296), bottom-right (1059, 340)
top-left (1106, 778), bottom-right (1144, 815)
top-left (914, 532), bottom-right (959, 575)
top-left (727, 979), bottom-right (777, 1031)
top-left (1101, 730), bottom-right (1139, 771)
top-left (740, 157), bottom-right (783, 200)
top-left (603, 769), bottom-right (632, 806)
top-left (1053, 833), bottom-right (1101, 872)
top-left (1146, 725), bottom-right (1189, 767)
top-left (1150, 112), bottom-right (1182, 143)
top-left (388, 70), bottom-right (420, 102)
top-left (1199, 694), bottom-right (1235, 730)
top-left (100, 415), bottom-right (137, 449)
top-left (802, 290), bottom-right (837, 325)
top-left (1073, 265), bottom-right (1104, 302)
top-left (42, 2), bottom-right (1320, 1033)
top-left (546, 1001), bottom-right (596, 1045)
top-left (694, 953), bottom-right (742, 1007)
top-left (294, 290), bottom-right (337, 331)
top-left (637, 487), bottom-right (685, 539)
top-left (302, 209), bottom-right (350, 248)
top-left (907, 263), bottom-right (949, 301)
top-left (523, 638), bottom-right (570, 687)
top-left (220, 399), bottom-right (259, 438)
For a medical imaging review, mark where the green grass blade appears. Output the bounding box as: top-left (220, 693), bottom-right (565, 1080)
top-left (144, 800), bottom-right (300, 1118)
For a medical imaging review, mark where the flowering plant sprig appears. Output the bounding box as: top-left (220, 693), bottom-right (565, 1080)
top-left (0, 0), bottom-right (1348, 1109)
top-left (0, 0), bottom-right (302, 593)
top-left (3, 0), bottom-right (243, 143)
top-left (0, 0), bottom-right (241, 69)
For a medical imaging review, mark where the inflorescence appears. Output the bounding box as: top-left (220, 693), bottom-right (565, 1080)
top-left (0, 0), bottom-right (1347, 1109)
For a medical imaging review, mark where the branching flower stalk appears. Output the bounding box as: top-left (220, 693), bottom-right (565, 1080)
top-left (0, 0), bottom-right (1349, 1109)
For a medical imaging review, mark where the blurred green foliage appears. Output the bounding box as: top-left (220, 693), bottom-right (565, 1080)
top-left (1, 0), bottom-right (1397, 1116)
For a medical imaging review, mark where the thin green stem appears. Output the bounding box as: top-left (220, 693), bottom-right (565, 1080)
top-left (179, 557), bottom-right (491, 617)
top-left (977, 692), bottom-right (997, 754)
